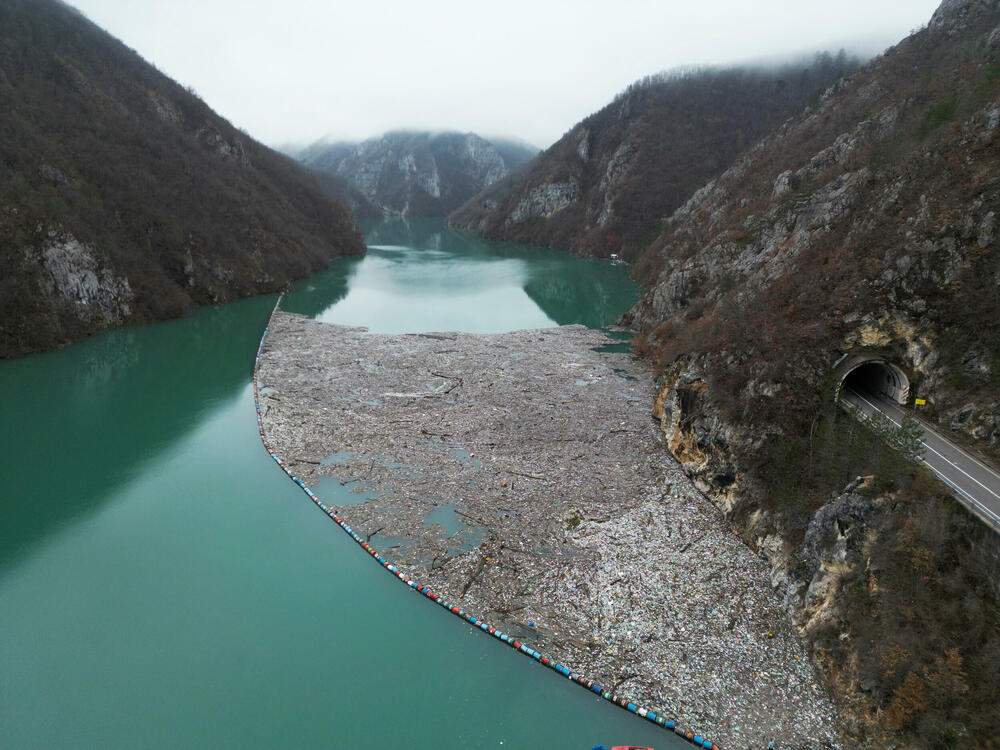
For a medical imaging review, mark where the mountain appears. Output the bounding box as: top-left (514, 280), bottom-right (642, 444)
top-left (449, 56), bottom-right (861, 258)
top-left (307, 170), bottom-right (381, 220)
top-left (299, 131), bottom-right (538, 216)
top-left (489, 136), bottom-right (542, 173)
top-left (0, 0), bottom-right (365, 358)
top-left (624, 0), bottom-right (1000, 745)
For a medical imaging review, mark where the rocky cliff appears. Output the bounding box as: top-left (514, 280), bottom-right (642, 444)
top-left (299, 131), bottom-right (537, 217)
top-left (626, 0), bottom-right (1000, 745)
top-left (449, 56), bottom-right (860, 258)
top-left (305, 169), bottom-right (381, 221)
top-left (0, 0), bottom-right (365, 358)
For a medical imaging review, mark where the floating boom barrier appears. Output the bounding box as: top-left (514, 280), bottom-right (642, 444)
top-left (252, 296), bottom-right (721, 750)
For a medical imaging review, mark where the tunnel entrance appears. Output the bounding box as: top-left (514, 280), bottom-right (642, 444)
top-left (836, 357), bottom-right (910, 405)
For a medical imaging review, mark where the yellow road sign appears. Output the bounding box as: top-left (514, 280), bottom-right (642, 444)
top-left (915, 398), bottom-right (926, 406)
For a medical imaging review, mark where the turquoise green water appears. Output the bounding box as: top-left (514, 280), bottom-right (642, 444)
top-left (0, 220), bottom-right (684, 748)
top-left (281, 218), bottom-right (639, 332)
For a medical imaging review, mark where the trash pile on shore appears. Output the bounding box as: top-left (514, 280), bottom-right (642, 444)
top-left (257, 312), bottom-right (840, 748)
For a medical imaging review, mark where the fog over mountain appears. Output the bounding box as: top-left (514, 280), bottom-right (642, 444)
top-left (0, 0), bottom-right (364, 357)
top-left (450, 54), bottom-right (861, 256)
top-left (300, 131), bottom-right (538, 216)
top-left (66, 0), bottom-right (940, 149)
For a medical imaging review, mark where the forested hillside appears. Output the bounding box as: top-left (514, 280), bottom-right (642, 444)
top-left (307, 169), bottom-right (380, 220)
top-left (625, 0), bottom-right (1000, 745)
top-left (449, 55), bottom-right (859, 257)
top-left (0, 0), bottom-right (365, 358)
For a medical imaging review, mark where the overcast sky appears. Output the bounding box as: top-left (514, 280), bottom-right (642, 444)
top-left (68, 0), bottom-right (943, 150)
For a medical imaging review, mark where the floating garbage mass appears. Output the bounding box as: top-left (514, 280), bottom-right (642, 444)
top-left (252, 295), bottom-right (720, 749)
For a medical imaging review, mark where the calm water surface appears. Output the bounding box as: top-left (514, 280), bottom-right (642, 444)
top-left (281, 219), bottom-right (639, 331)
top-left (0, 219), bottom-right (684, 748)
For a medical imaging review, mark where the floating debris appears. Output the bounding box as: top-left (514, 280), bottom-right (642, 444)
top-left (257, 310), bottom-right (840, 748)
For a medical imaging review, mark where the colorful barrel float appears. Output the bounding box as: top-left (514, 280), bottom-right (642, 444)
top-left (251, 295), bottom-right (721, 750)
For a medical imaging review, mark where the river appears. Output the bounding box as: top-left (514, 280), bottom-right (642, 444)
top-left (0, 219), bottom-right (686, 749)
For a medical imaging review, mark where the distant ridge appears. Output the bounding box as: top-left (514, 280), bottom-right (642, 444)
top-left (449, 54), bottom-right (860, 258)
top-left (300, 131), bottom-right (538, 216)
top-left (0, 0), bottom-right (365, 358)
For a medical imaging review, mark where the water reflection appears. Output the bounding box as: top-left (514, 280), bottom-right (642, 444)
top-left (0, 296), bottom-right (278, 566)
top-left (280, 253), bottom-right (360, 319)
top-left (0, 226), bottom-right (679, 749)
top-left (282, 218), bottom-right (638, 333)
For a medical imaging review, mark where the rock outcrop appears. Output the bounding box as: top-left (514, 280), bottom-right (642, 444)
top-left (39, 234), bottom-right (134, 326)
top-left (450, 56), bottom-right (861, 258)
top-left (0, 0), bottom-right (365, 358)
top-left (626, 0), bottom-right (1000, 745)
top-left (299, 131), bottom-right (537, 216)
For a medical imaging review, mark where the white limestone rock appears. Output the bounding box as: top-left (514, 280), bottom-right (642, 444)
top-left (508, 181), bottom-right (579, 224)
top-left (41, 234), bottom-right (133, 324)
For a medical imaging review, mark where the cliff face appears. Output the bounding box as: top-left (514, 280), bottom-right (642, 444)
top-left (449, 57), bottom-right (860, 258)
top-left (300, 131), bottom-right (537, 216)
top-left (0, 0), bottom-right (365, 358)
top-left (628, 0), bottom-right (1000, 745)
top-left (305, 169), bottom-right (381, 221)
top-left (627, 0), bottom-right (1000, 452)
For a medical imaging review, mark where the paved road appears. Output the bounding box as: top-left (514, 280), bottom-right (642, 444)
top-left (841, 386), bottom-right (1000, 532)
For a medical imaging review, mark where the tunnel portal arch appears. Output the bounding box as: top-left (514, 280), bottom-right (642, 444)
top-left (834, 355), bottom-right (911, 405)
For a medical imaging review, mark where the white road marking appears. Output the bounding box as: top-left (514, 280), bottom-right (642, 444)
top-left (855, 385), bottom-right (1000, 483)
top-left (906, 411), bottom-right (1000, 484)
top-left (848, 388), bottom-right (1000, 502)
top-left (929, 468), bottom-right (1000, 527)
top-left (842, 388), bottom-right (1000, 525)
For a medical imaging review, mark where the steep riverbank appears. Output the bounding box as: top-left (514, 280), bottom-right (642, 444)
top-left (0, 0), bottom-right (364, 359)
top-left (257, 311), bottom-right (841, 748)
top-left (617, 2), bottom-right (1000, 743)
